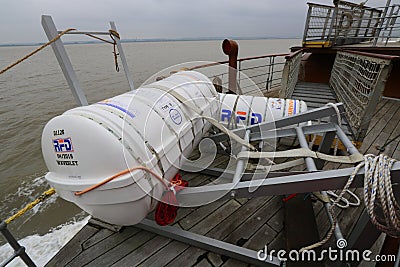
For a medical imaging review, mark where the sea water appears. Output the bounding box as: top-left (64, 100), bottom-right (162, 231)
top-left (0, 39), bottom-right (299, 265)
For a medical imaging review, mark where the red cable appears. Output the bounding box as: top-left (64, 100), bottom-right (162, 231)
top-left (155, 173), bottom-right (188, 226)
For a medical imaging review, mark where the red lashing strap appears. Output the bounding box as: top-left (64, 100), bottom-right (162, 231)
top-left (283, 193), bottom-right (298, 202)
top-left (155, 173), bottom-right (188, 226)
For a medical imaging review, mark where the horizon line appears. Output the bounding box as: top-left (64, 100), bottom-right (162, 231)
top-left (0, 36), bottom-right (301, 47)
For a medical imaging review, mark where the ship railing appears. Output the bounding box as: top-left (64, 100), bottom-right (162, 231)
top-left (303, 1), bottom-right (400, 47)
top-left (279, 50), bottom-right (303, 99)
top-left (329, 50), bottom-right (398, 141)
top-left (187, 52), bottom-right (289, 96)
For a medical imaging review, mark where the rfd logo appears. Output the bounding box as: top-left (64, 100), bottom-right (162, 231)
top-left (221, 109), bottom-right (262, 125)
top-left (53, 138), bottom-right (74, 153)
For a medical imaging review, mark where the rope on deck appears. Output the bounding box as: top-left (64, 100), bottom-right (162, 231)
top-left (300, 154), bottom-right (399, 252)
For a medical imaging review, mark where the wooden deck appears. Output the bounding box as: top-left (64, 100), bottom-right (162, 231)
top-left (46, 92), bottom-right (400, 267)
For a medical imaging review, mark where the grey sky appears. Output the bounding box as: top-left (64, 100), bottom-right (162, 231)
top-left (0, 0), bottom-right (383, 44)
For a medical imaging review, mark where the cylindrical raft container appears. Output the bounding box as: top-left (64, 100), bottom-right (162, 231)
top-left (42, 71), bottom-right (219, 225)
top-left (218, 94), bottom-right (308, 128)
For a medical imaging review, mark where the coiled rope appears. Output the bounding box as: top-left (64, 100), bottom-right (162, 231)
top-left (300, 154), bottom-right (399, 252)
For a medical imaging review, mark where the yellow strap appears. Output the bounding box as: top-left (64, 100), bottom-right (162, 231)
top-left (5, 188), bottom-right (56, 224)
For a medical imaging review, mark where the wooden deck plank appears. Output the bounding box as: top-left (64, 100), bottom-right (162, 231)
top-left (360, 101), bottom-right (400, 154)
top-left (170, 197), bottom-right (274, 264)
top-left (378, 106), bottom-right (400, 156)
top-left (393, 146), bottom-right (400, 159)
top-left (110, 234), bottom-right (171, 266)
top-left (268, 231), bottom-right (286, 251)
top-left (151, 198), bottom-right (249, 266)
top-left (46, 225), bottom-right (99, 267)
top-left (206, 197), bottom-right (273, 240)
top-left (64, 227), bottom-right (141, 266)
top-left (179, 199), bottom-right (230, 230)
top-left (138, 196), bottom-right (234, 266)
top-left (166, 196), bottom-right (280, 267)
top-left (381, 127), bottom-right (400, 157)
top-left (195, 258), bottom-right (214, 267)
top-left (81, 228), bottom-right (114, 250)
top-left (243, 223), bottom-right (277, 251)
top-left (137, 238), bottom-right (191, 267)
top-left (165, 247), bottom-right (207, 267)
top-left (382, 104), bottom-right (400, 135)
top-left (221, 258), bottom-right (248, 267)
top-left (86, 230), bottom-right (156, 267)
top-left (365, 99), bottom-right (392, 136)
top-left (267, 208), bottom-right (284, 233)
top-left (208, 251), bottom-right (225, 266)
top-left (113, 199), bottom-right (242, 266)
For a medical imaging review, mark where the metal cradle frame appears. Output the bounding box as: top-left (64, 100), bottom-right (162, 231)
top-left (134, 104), bottom-right (400, 266)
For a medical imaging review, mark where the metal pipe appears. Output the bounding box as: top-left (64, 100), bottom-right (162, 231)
top-left (0, 221), bottom-right (36, 267)
top-left (328, 1), bottom-right (339, 44)
top-left (232, 130), bottom-right (251, 185)
top-left (109, 21), bottom-right (135, 91)
top-left (57, 31), bottom-right (111, 35)
top-left (341, 49), bottom-right (400, 60)
top-left (303, 5), bottom-right (313, 44)
top-left (395, 244), bottom-right (400, 267)
top-left (222, 39), bottom-right (239, 94)
top-left (373, 0), bottom-right (392, 46)
top-left (295, 127), bottom-right (344, 242)
top-left (177, 161), bottom-right (400, 204)
top-left (42, 15), bottom-right (88, 106)
top-left (334, 124), bottom-right (360, 155)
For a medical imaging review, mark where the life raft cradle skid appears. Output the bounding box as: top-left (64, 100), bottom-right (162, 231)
top-left (32, 16), bottom-right (399, 266)
top-left (123, 103), bottom-right (399, 266)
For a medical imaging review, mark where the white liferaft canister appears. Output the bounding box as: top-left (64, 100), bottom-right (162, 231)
top-left (42, 71), bottom-right (218, 225)
top-left (218, 93), bottom-right (308, 128)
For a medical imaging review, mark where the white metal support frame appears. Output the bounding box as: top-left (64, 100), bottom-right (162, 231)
top-left (41, 15), bottom-right (88, 106)
top-left (41, 15), bottom-right (135, 107)
top-left (109, 21), bottom-right (135, 91)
